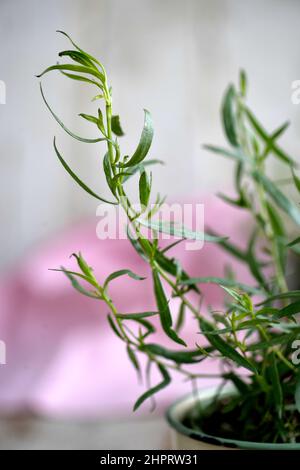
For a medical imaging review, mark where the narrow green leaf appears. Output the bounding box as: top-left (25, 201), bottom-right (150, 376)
top-left (116, 313), bottom-right (155, 337)
top-left (122, 109), bottom-right (154, 167)
top-left (139, 170), bottom-right (151, 207)
top-left (245, 107), bottom-right (297, 167)
top-left (55, 267), bottom-right (100, 298)
top-left (71, 252), bottom-right (95, 279)
top-left (36, 63), bottom-right (104, 82)
top-left (58, 50), bottom-right (97, 69)
top-left (269, 352), bottom-right (283, 418)
top-left (40, 84), bottom-right (106, 143)
top-left (248, 333), bottom-right (295, 351)
top-left (203, 144), bottom-right (248, 163)
top-left (111, 172), bottom-right (133, 187)
top-left (246, 230), bottom-right (269, 292)
top-left (57, 30), bottom-right (86, 51)
top-left (175, 301), bottom-right (186, 332)
top-left (266, 201), bottom-right (285, 238)
top-left (217, 192), bottom-right (246, 208)
top-left (180, 276), bottom-right (262, 295)
top-left (271, 121), bottom-right (290, 141)
top-left (78, 113), bottom-right (98, 125)
top-left (253, 170), bottom-right (300, 226)
top-left (103, 269), bottom-right (146, 289)
top-left (126, 345), bottom-right (140, 373)
top-left (276, 301), bottom-right (300, 319)
top-left (103, 152), bottom-right (117, 198)
top-left (116, 311), bottom-right (159, 320)
top-left (92, 93), bottom-right (104, 102)
top-left (232, 161), bottom-right (249, 208)
top-left (287, 236), bottom-right (300, 248)
top-left (59, 70), bottom-right (102, 88)
top-left (200, 318), bottom-right (274, 336)
top-left (142, 343), bottom-right (203, 364)
top-left (56, 30), bottom-right (105, 71)
top-left (206, 229), bottom-right (248, 262)
top-left (223, 372), bottom-right (249, 395)
top-left (121, 159), bottom-right (164, 183)
top-left (154, 250), bottom-right (200, 294)
top-left (199, 318), bottom-right (257, 373)
top-left (127, 227), bottom-right (150, 261)
top-left (239, 70), bottom-right (247, 98)
top-left (146, 193), bottom-right (167, 219)
top-left (222, 85), bottom-right (239, 147)
top-left (133, 363), bottom-right (170, 411)
top-left (256, 307), bottom-right (280, 316)
top-left (292, 169), bottom-right (300, 193)
top-left (152, 269), bottom-right (186, 346)
top-left (213, 313), bottom-right (230, 328)
top-left (160, 239), bottom-right (185, 254)
top-left (107, 314), bottom-right (123, 339)
top-left (256, 290), bottom-right (300, 306)
top-left (219, 285), bottom-right (245, 304)
top-left (49, 267), bottom-right (98, 289)
top-left (79, 109), bottom-right (106, 134)
top-left (235, 161), bottom-right (243, 192)
top-left (97, 108), bottom-right (106, 134)
top-left (275, 323), bottom-right (300, 333)
top-left (137, 218), bottom-right (227, 243)
top-left (53, 138), bottom-right (117, 204)
top-left (295, 375), bottom-right (300, 413)
top-left (111, 115), bottom-right (125, 136)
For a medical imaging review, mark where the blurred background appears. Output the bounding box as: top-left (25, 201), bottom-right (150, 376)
top-left (1, 0), bottom-right (300, 449)
top-left (2, 0), bottom-right (300, 268)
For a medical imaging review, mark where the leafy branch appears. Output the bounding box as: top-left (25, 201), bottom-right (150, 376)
top-left (39, 33), bottom-right (300, 442)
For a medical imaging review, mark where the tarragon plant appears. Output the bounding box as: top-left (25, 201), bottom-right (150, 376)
top-left (37, 32), bottom-right (300, 443)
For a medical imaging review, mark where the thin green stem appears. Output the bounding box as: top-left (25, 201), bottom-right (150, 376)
top-left (256, 162), bottom-right (288, 295)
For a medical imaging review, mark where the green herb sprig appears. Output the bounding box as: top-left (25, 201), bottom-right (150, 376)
top-left (38, 32), bottom-right (300, 442)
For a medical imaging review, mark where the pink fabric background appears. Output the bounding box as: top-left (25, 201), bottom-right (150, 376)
top-left (0, 197), bottom-right (253, 418)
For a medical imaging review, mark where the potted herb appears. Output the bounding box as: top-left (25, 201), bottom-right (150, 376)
top-left (37, 32), bottom-right (300, 449)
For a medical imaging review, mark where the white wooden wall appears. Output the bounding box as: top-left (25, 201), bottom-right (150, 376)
top-left (1, 0), bottom-right (300, 267)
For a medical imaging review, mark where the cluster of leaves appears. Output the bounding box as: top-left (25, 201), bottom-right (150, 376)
top-left (38, 33), bottom-right (300, 442)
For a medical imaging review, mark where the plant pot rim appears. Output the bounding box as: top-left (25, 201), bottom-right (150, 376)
top-left (166, 387), bottom-right (300, 450)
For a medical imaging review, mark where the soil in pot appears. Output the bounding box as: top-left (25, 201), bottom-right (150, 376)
top-left (183, 394), bottom-right (300, 444)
